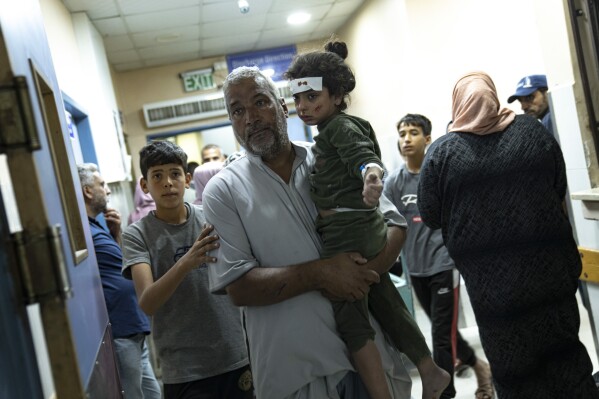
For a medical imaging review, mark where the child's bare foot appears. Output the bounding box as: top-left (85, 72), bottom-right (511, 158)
top-left (473, 359), bottom-right (494, 399)
top-left (417, 357), bottom-right (451, 399)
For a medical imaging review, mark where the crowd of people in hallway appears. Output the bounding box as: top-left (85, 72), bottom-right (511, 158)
top-left (80, 39), bottom-right (598, 399)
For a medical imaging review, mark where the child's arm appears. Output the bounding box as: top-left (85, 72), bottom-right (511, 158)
top-left (130, 225), bottom-right (219, 315)
top-left (362, 165), bottom-right (384, 207)
top-left (326, 118), bottom-right (385, 207)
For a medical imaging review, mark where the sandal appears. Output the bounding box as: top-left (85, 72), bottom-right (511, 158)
top-left (475, 383), bottom-right (494, 399)
top-left (455, 362), bottom-right (471, 378)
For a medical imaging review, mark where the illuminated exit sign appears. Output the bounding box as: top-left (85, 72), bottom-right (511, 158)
top-left (180, 68), bottom-right (215, 92)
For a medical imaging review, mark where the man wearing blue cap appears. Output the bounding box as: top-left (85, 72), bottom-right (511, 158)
top-left (507, 74), bottom-right (554, 137)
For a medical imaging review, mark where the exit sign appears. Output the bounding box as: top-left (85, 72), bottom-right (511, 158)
top-left (180, 68), bottom-right (215, 92)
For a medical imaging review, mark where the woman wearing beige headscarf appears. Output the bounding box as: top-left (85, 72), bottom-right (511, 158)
top-left (418, 72), bottom-right (598, 398)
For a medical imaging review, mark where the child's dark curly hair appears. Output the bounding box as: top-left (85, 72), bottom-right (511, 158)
top-left (284, 40), bottom-right (356, 111)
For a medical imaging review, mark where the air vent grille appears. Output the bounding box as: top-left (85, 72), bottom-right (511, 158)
top-left (143, 83), bottom-right (292, 128)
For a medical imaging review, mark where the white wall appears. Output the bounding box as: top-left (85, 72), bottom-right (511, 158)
top-left (343, 0), bottom-right (547, 169)
top-left (39, 0), bottom-right (85, 102)
top-left (40, 1), bottom-right (129, 183)
top-left (71, 13), bottom-right (129, 182)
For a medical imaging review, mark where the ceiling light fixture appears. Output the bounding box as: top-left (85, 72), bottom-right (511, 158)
top-left (156, 33), bottom-right (181, 43)
top-left (287, 12), bottom-right (311, 25)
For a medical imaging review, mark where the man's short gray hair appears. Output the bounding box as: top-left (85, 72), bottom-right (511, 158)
top-left (222, 66), bottom-right (280, 113)
top-left (77, 163), bottom-right (99, 187)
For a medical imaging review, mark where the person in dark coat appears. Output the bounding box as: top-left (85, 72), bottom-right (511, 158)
top-left (418, 71), bottom-right (598, 399)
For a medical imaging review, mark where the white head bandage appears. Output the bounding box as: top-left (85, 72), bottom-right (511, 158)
top-left (289, 77), bottom-right (323, 94)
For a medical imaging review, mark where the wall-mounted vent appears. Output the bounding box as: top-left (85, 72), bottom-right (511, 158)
top-left (142, 82), bottom-right (294, 128)
top-left (143, 92), bottom-right (227, 128)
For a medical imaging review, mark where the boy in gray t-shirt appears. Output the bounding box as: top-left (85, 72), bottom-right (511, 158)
top-left (383, 114), bottom-right (493, 399)
top-left (122, 141), bottom-right (251, 399)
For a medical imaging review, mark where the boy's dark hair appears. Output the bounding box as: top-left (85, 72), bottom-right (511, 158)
top-left (396, 114), bottom-right (432, 136)
top-left (187, 161), bottom-right (199, 175)
top-left (284, 40), bottom-right (355, 111)
top-left (139, 140), bottom-right (188, 178)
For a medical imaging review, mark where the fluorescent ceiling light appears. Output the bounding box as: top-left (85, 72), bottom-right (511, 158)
top-left (287, 12), bottom-right (311, 25)
top-left (156, 33), bottom-right (181, 43)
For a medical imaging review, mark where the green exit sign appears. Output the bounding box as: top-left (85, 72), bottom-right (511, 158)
top-left (180, 68), bottom-right (215, 92)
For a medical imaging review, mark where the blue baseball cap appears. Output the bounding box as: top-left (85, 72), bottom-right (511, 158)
top-left (507, 74), bottom-right (548, 103)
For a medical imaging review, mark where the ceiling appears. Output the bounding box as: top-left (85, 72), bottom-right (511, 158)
top-left (60, 0), bottom-right (366, 72)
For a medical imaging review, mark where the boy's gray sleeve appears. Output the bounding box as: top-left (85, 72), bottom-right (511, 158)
top-left (121, 225), bottom-right (151, 280)
top-left (380, 192), bottom-right (407, 229)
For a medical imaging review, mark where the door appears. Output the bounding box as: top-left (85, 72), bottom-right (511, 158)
top-left (0, 0), bottom-right (120, 397)
top-left (0, 175), bottom-right (43, 398)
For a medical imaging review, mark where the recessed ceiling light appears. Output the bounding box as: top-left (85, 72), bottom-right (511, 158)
top-left (287, 12), bottom-right (311, 25)
top-left (156, 33), bottom-right (181, 43)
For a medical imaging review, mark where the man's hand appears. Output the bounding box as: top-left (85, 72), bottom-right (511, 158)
top-left (362, 170), bottom-right (383, 207)
top-left (104, 208), bottom-right (122, 244)
top-left (320, 252), bottom-right (380, 302)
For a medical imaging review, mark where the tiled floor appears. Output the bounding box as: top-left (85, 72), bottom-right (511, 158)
top-left (407, 283), bottom-right (598, 399)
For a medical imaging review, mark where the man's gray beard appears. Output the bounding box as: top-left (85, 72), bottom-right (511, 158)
top-left (252, 135), bottom-right (289, 160)
top-left (244, 118), bottom-right (290, 160)
top-left (91, 196), bottom-right (108, 216)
